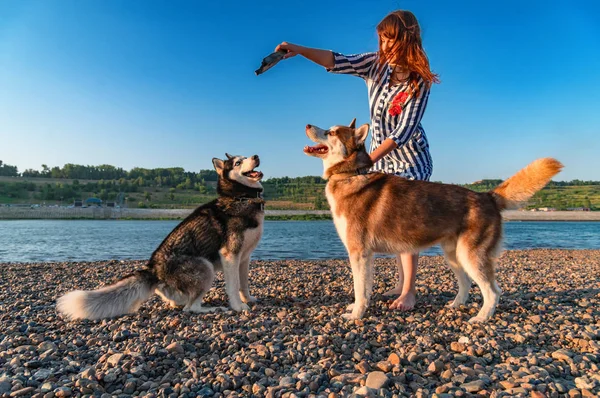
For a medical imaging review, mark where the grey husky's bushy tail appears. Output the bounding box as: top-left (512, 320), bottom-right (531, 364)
top-left (56, 269), bottom-right (158, 320)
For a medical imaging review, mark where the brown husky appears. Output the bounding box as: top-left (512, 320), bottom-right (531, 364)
top-left (304, 119), bottom-right (562, 322)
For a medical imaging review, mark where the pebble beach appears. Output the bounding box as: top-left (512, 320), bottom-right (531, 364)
top-left (1, 249), bottom-right (599, 398)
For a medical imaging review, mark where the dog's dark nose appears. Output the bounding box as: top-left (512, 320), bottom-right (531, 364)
top-left (252, 155), bottom-right (259, 161)
top-left (306, 124), bottom-right (311, 129)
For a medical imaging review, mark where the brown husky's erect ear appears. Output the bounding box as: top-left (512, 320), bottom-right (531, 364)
top-left (212, 158), bottom-right (225, 175)
top-left (355, 124), bottom-right (369, 145)
top-left (225, 153), bottom-right (234, 160)
top-left (349, 118), bottom-right (356, 129)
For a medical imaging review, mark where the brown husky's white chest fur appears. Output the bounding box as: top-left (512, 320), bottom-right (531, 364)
top-left (304, 119), bottom-right (562, 323)
top-left (325, 184), bottom-right (348, 248)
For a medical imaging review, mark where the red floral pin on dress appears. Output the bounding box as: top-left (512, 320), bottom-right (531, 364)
top-left (388, 92), bottom-right (410, 116)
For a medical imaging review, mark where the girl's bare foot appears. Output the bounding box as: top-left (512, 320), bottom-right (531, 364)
top-left (389, 291), bottom-right (416, 311)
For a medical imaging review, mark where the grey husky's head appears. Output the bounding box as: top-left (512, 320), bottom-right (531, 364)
top-left (212, 153), bottom-right (263, 189)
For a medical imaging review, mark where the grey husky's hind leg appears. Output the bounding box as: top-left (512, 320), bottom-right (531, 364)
top-left (185, 290), bottom-right (226, 313)
top-left (155, 285), bottom-right (188, 309)
top-left (181, 258), bottom-right (227, 313)
top-left (161, 256), bottom-right (224, 313)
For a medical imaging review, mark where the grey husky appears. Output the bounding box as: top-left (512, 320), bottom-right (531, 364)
top-left (57, 154), bottom-right (265, 320)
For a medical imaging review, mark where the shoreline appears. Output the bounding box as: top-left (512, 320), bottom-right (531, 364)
top-left (1, 207), bottom-right (599, 221)
top-left (1, 249), bottom-right (599, 397)
top-left (1, 247), bottom-right (594, 266)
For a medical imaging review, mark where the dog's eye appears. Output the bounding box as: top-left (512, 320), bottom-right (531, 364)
top-left (326, 130), bottom-right (336, 136)
top-left (235, 161), bottom-right (241, 166)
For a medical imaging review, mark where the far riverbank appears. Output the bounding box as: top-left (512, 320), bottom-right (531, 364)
top-left (0, 207), bottom-right (599, 221)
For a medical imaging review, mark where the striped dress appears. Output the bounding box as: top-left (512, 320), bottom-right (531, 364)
top-left (328, 52), bottom-right (433, 180)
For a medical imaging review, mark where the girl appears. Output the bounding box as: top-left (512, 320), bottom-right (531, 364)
top-left (276, 10), bottom-right (439, 311)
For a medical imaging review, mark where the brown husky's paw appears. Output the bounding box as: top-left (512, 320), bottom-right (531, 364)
top-left (240, 294), bottom-right (258, 304)
top-left (341, 313), bottom-right (360, 321)
top-left (446, 295), bottom-right (469, 309)
top-left (445, 300), bottom-right (462, 309)
top-left (468, 315), bottom-right (488, 323)
top-left (167, 301), bottom-right (184, 309)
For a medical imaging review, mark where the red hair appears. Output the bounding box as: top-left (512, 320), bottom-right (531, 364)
top-left (377, 10), bottom-right (440, 96)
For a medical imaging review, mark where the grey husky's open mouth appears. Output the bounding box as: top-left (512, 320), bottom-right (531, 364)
top-left (243, 169), bottom-right (263, 180)
top-left (303, 144), bottom-right (328, 155)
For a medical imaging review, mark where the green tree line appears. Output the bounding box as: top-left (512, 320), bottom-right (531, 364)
top-left (0, 161), bottom-right (19, 177)
top-left (2, 160), bottom-right (219, 186)
top-left (1, 160), bottom-right (598, 210)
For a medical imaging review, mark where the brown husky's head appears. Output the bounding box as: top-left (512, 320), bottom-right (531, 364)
top-left (304, 118), bottom-right (372, 179)
top-left (212, 154), bottom-right (263, 191)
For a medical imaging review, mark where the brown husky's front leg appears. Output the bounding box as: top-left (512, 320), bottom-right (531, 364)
top-left (343, 251), bottom-right (374, 320)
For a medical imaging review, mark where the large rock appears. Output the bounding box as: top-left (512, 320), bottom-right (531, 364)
top-left (365, 371), bottom-right (389, 389)
top-left (166, 342), bottom-right (184, 355)
top-left (106, 353), bottom-right (124, 367)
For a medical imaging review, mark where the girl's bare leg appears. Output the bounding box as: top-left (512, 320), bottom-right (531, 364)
top-left (389, 252), bottom-right (418, 311)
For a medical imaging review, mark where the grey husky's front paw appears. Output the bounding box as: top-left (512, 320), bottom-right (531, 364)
top-left (183, 305), bottom-right (227, 314)
top-left (231, 302), bottom-right (251, 312)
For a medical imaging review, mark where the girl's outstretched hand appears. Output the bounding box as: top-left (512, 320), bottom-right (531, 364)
top-left (276, 42), bottom-right (302, 59)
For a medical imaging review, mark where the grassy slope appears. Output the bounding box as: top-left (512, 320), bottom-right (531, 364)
top-left (1, 176), bottom-right (599, 210)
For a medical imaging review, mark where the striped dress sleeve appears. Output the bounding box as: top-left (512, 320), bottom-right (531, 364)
top-left (326, 52), bottom-right (378, 79)
top-left (389, 79), bottom-right (430, 147)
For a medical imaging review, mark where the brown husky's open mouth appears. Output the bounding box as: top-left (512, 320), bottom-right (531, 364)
top-left (303, 144), bottom-right (328, 155)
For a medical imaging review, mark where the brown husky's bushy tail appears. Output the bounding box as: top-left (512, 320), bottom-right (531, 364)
top-left (491, 158), bottom-right (563, 210)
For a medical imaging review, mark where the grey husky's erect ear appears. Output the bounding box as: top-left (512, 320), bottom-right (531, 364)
top-left (225, 153), bottom-right (234, 160)
top-left (349, 118), bottom-right (356, 129)
top-left (354, 124), bottom-right (370, 144)
top-left (212, 158), bottom-right (225, 174)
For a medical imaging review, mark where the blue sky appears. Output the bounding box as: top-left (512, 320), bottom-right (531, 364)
top-left (0, 0), bottom-right (598, 183)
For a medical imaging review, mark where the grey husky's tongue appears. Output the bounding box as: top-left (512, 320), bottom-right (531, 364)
top-left (255, 50), bottom-right (288, 76)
